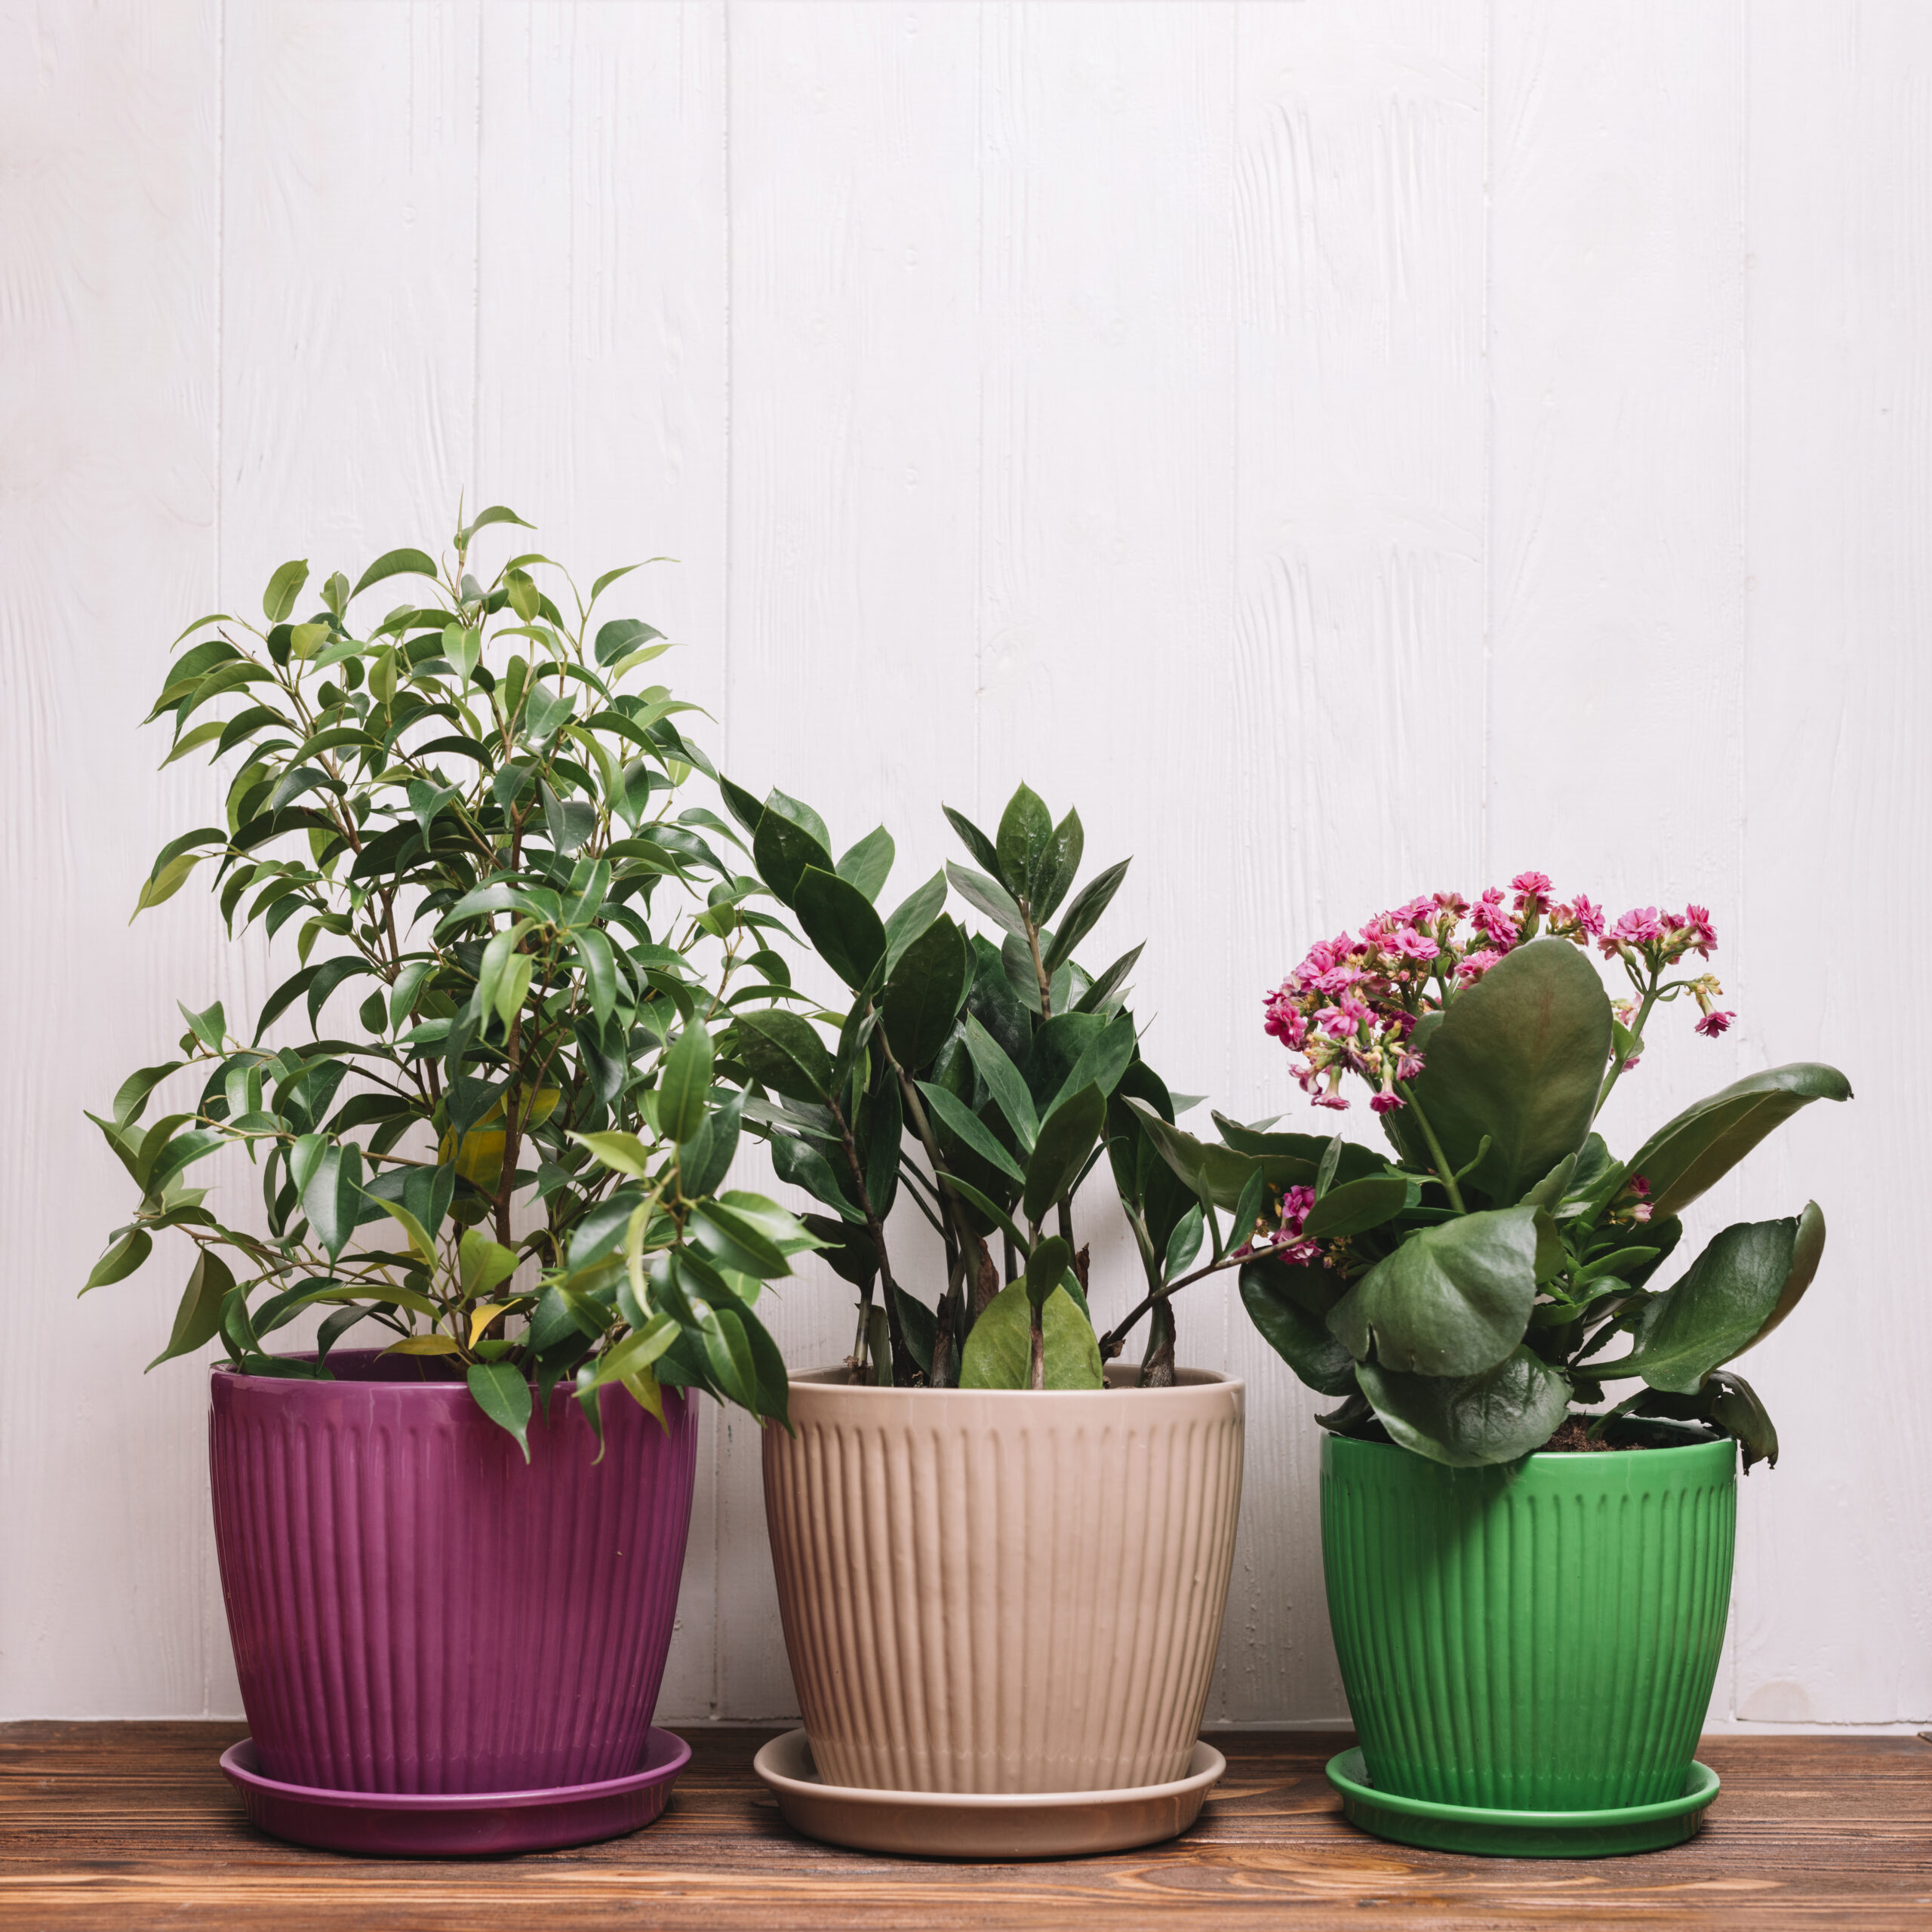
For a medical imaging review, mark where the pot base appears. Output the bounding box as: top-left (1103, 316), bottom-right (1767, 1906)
top-left (753, 1729), bottom-right (1225, 1860)
top-left (219, 1727), bottom-right (690, 1857)
top-left (1325, 1748), bottom-right (1720, 1858)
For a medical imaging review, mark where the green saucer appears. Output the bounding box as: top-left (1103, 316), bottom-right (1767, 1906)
top-left (1324, 1749), bottom-right (1720, 1858)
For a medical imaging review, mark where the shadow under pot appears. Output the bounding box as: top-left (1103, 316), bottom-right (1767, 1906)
top-left (761, 1365), bottom-right (1245, 1799)
top-left (1319, 1431), bottom-right (1738, 1857)
top-left (208, 1350), bottom-right (698, 1798)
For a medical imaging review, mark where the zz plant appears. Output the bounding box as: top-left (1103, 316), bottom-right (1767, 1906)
top-left (84, 509), bottom-right (813, 1451)
top-left (1157, 878), bottom-right (1848, 1466)
top-left (715, 780), bottom-right (1204, 1389)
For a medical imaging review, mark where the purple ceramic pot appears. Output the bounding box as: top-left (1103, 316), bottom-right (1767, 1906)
top-left (209, 1351), bottom-right (697, 1795)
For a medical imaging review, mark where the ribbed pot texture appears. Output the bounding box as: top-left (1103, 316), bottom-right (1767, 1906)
top-left (762, 1366), bottom-right (1244, 1795)
top-left (1321, 1432), bottom-right (1737, 1811)
top-left (209, 1351), bottom-right (697, 1795)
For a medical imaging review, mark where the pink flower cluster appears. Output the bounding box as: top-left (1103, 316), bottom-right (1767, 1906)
top-left (1237, 1183), bottom-right (1324, 1266)
top-left (1262, 875), bottom-right (1734, 1112)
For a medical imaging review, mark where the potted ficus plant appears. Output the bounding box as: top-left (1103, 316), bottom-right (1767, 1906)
top-left (714, 780), bottom-right (1243, 1855)
top-left (83, 509), bottom-right (813, 1856)
top-left (1159, 878), bottom-right (1847, 1857)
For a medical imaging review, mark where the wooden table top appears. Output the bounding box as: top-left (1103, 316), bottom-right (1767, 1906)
top-left (2, 1722), bottom-right (1928, 1930)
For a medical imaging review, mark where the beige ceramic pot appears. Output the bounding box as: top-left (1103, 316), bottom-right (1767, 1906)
top-left (762, 1364), bottom-right (1244, 1795)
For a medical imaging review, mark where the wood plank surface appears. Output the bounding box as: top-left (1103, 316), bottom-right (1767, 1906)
top-left (2, 1724), bottom-right (1927, 1930)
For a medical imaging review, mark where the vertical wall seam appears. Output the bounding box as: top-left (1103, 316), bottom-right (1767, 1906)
top-left (716, 0), bottom-right (734, 1715)
top-left (972, 0), bottom-right (986, 820)
top-left (1478, 0), bottom-right (1495, 877)
top-left (471, 2), bottom-right (485, 493)
top-left (1730, 0), bottom-right (1749, 1721)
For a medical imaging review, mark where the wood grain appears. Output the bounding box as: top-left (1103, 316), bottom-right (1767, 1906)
top-left (2, 1724), bottom-right (1927, 1930)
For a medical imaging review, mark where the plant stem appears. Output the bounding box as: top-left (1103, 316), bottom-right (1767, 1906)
top-left (1025, 909), bottom-right (1053, 1018)
top-left (1099, 1247), bottom-right (1249, 1359)
top-left (1396, 1082), bottom-right (1465, 1213)
top-left (830, 1095), bottom-right (915, 1384)
top-left (1593, 979), bottom-right (1663, 1119)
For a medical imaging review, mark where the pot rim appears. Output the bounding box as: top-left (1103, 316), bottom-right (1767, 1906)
top-left (1321, 1429), bottom-right (1736, 1472)
top-left (786, 1363), bottom-right (1242, 1398)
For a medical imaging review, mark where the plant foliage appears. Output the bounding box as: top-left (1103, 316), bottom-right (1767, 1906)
top-left (86, 510), bottom-right (816, 1448)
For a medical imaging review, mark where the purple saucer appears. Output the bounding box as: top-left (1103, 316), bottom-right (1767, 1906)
top-left (219, 1726), bottom-right (691, 1857)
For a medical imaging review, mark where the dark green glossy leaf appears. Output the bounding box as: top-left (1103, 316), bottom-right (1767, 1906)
top-left (882, 869), bottom-right (948, 974)
top-left (771, 1131), bottom-right (863, 1221)
top-left (1399, 939), bottom-right (1614, 1204)
top-left (795, 865), bottom-right (888, 989)
top-left (659, 1022), bottom-right (713, 1144)
top-left (945, 861), bottom-right (1029, 941)
top-left (881, 915), bottom-right (971, 1068)
top-left (1357, 1348), bottom-right (1572, 1467)
top-left (916, 1081), bottom-right (1026, 1184)
top-left (1327, 1203), bottom-right (1545, 1377)
top-left (1020, 1233), bottom-right (1072, 1313)
top-left (1241, 1256), bottom-right (1358, 1395)
top-left (995, 783), bottom-right (1054, 907)
top-left (961, 1014), bottom-right (1039, 1152)
top-left (835, 826), bottom-right (894, 903)
top-left (1599, 1208), bottom-right (1821, 1393)
top-left (1033, 810), bottom-right (1084, 922)
top-left (83, 1229), bottom-right (152, 1293)
top-left (941, 804), bottom-right (1004, 880)
top-left (1041, 858), bottom-right (1129, 974)
top-left (1300, 1174), bottom-right (1410, 1241)
top-left (1021, 1082), bottom-right (1105, 1226)
top-left (734, 1011), bottom-right (834, 1103)
top-left (1595, 1064), bottom-right (1854, 1220)
top-left (752, 800), bottom-right (836, 907)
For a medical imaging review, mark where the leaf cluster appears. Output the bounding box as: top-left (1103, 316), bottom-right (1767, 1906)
top-left (86, 513), bottom-right (815, 1451)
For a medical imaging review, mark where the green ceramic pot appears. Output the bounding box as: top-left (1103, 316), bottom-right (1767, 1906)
top-left (1321, 1432), bottom-right (1737, 1814)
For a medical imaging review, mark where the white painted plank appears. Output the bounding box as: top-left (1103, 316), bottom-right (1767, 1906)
top-left (713, 0), bottom-right (987, 1719)
top-left (474, 0), bottom-right (731, 1727)
top-left (1223, 2), bottom-right (1488, 1724)
top-left (1485, 1), bottom-right (1751, 1721)
top-left (1735, 0), bottom-right (1932, 1727)
top-left (0, 0), bottom-right (223, 1718)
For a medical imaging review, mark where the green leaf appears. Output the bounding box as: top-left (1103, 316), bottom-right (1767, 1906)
top-left (467, 1360), bottom-right (534, 1461)
top-left (303, 1143), bottom-right (363, 1262)
top-left (941, 1171), bottom-right (1030, 1255)
top-left (1596, 1064), bottom-right (1854, 1220)
top-left (881, 915), bottom-right (971, 1068)
top-left (84, 1229), bottom-right (152, 1293)
top-left (1399, 939), bottom-right (1614, 1205)
top-left (1327, 1204), bottom-right (1545, 1377)
top-left (1022, 1082), bottom-right (1106, 1226)
top-left (1600, 1208), bottom-right (1821, 1394)
top-left (691, 1199), bottom-right (792, 1279)
top-left (795, 866), bottom-right (888, 989)
top-left (1044, 1010), bottom-right (1137, 1117)
top-left (1124, 1098), bottom-right (1262, 1211)
top-left (460, 503), bottom-right (534, 543)
top-left (941, 804), bottom-right (1004, 880)
top-left (372, 1195), bottom-right (437, 1269)
top-left (571, 1129), bottom-right (656, 1181)
top-left (659, 1022), bottom-right (714, 1144)
top-left (961, 1014), bottom-right (1039, 1152)
top-left (995, 783), bottom-right (1054, 906)
top-left (734, 1011), bottom-right (835, 1104)
top-left (460, 1228), bottom-right (521, 1300)
top-left (1073, 941), bottom-right (1144, 1014)
top-left (751, 789), bottom-right (835, 906)
top-left (1164, 1203), bottom-right (1204, 1280)
top-left (835, 826), bottom-right (895, 903)
top-left (133, 851), bottom-right (207, 915)
top-left (1041, 858), bottom-right (1129, 973)
top-left (592, 615), bottom-right (665, 667)
top-left (881, 869), bottom-right (948, 974)
top-left (113, 1061), bottom-right (184, 1128)
top-left (1240, 1256), bottom-right (1358, 1395)
top-left (1357, 1348), bottom-right (1572, 1467)
top-left (1033, 809), bottom-right (1084, 922)
top-left (945, 862), bottom-right (1029, 941)
top-left (147, 1249), bottom-right (233, 1369)
top-left (1300, 1174), bottom-right (1410, 1241)
top-left (262, 558), bottom-right (310, 623)
top-left (770, 1132), bottom-right (861, 1220)
top-left (958, 1280), bottom-right (1103, 1389)
top-left (352, 547), bottom-right (439, 601)
top-left (918, 1080), bottom-right (1026, 1185)
top-left (1020, 1233), bottom-right (1072, 1313)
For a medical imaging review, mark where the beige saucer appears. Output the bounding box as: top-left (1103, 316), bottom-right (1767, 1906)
top-left (751, 1729), bottom-right (1226, 1860)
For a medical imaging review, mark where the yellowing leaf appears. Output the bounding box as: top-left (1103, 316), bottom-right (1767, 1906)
top-left (382, 1334), bottom-right (460, 1357)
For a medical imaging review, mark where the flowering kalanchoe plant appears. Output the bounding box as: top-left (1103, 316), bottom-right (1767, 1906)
top-left (83, 512), bottom-right (815, 1454)
top-left (1140, 882), bottom-right (1849, 1467)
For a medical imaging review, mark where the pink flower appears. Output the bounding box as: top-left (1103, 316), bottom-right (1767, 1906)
top-left (1432, 891), bottom-right (1469, 916)
top-left (1312, 1092), bottom-right (1350, 1111)
top-left (1384, 927), bottom-right (1438, 961)
top-left (1694, 1010), bottom-right (1734, 1038)
top-left (1612, 906), bottom-right (1665, 947)
top-left (1471, 888), bottom-right (1518, 949)
top-left (1511, 871), bottom-right (1553, 915)
top-left (1369, 1091), bottom-right (1407, 1114)
top-left (1457, 947), bottom-right (1503, 984)
top-left (1676, 906), bottom-right (1718, 956)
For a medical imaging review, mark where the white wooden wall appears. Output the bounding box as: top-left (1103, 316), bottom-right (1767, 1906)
top-left (4, 0), bottom-right (1926, 1732)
